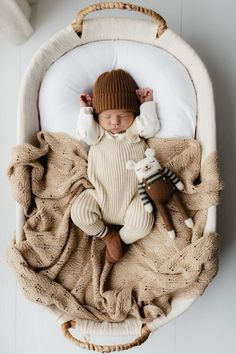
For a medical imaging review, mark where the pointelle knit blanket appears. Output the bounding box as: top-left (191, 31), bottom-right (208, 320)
top-left (6, 132), bottom-right (222, 324)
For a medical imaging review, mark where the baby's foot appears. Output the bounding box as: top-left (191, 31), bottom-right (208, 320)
top-left (102, 228), bottom-right (123, 263)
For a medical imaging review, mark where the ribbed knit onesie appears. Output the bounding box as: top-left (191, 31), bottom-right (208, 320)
top-left (71, 102), bottom-right (160, 244)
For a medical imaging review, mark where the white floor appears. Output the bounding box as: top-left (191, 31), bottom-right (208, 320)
top-left (0, 0), bottom-right (236, 353)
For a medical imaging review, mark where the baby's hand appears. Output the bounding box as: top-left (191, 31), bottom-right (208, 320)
top-left (136, 88), bottom-right (153, 104)
top-left (79, 93), bottom-right (93, 108)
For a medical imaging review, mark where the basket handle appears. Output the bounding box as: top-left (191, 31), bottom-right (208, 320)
top-left (61, 320), bottom-right (151, 352)
top-left (71, 2), bottom-right (167, 38)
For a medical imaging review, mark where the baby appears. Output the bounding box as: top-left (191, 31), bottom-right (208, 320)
top-left (71, 69), bottom-right (160, 263)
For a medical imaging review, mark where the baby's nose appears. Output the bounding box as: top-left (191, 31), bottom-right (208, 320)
top-left (111, 117), bottom-right (120, 125)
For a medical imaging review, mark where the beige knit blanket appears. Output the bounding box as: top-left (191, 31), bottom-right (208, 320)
top-left (7, 132), bottom-right (222, 324)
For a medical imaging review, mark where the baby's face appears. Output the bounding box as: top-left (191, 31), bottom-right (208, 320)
top-left (98, 109), bottom-right (135, 134)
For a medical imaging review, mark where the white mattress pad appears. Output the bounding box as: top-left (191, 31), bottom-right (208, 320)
top-left (39, 40), bottom-right (197, 139)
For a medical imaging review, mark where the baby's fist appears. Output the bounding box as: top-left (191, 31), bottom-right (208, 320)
top-left (136, 88), bottom-right (153, 103)
top-left (79, 93), bottom-right (93, 108)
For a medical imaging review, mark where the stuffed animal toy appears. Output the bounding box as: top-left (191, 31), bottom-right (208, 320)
top-left (126, 148), bottom-right (194, 240)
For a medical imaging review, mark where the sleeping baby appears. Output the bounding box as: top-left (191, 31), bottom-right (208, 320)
top-left (71, 69), bottom-right (160, 263)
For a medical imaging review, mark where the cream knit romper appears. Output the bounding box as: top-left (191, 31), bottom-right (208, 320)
top-left (71, 102), bottom-right (159, 244)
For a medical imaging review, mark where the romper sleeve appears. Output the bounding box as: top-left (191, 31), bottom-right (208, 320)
top-left (76, 107), bottom-right (101, 145)
top-left (135, 101), bottom-right (161, 139)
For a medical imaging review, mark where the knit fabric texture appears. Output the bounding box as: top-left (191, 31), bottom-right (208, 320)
top-left (6, 132), bottom-right (222, 323)
top-left (92, 69), bottom-right (140, 115)
top-left (71, 135), bottom-right (154, 243)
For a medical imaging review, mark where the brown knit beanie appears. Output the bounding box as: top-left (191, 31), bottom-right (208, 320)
top-left (92, 69), bottom-right (140, 115)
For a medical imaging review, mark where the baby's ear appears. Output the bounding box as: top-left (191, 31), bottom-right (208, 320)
top-left (126, 160), bottom-right (135, 170)
top-left (145, 148), bottom-right (155, 158)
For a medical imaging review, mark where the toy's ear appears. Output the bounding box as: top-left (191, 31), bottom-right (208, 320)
top-left (126, 160), bottom-right (136, 170)
top-left (145, 148), bottom-right (155, 158)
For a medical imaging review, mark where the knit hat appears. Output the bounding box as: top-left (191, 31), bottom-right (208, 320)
top-left (92, 69), bottom-right (140, 115)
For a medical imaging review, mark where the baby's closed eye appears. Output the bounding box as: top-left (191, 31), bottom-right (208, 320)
top-left (119, 113), bottom-right (132, 118)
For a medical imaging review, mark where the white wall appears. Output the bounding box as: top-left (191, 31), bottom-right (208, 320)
top-left (0, 0), bottom-right (235, 353)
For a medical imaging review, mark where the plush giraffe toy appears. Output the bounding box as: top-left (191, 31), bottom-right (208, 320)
top-left (126, 148), bottom-right (194, 240)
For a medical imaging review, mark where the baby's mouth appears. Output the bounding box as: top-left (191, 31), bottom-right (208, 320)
top-left (111, 129), bottom-right (125, 134)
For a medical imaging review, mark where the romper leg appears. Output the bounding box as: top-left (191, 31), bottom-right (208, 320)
top-left (119, 195), bottom-right (154, 244)
top-left (70, 190), bottom-right (105, 236)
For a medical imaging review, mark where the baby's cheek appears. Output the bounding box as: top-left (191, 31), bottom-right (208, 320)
top-left (123, 116), bottom-right (135, 129)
